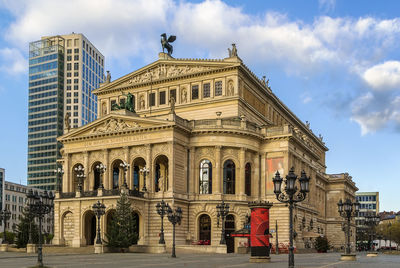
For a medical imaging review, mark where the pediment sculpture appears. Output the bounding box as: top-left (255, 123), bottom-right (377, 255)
top-left (90, 118), bottom-right (140, 134)
top-left (126, 64), bottom-right (214, 85)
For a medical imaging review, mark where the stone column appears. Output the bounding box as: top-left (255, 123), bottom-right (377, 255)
top-left (260, 153), bottom-right (266, 198)
top-left (214, 146), bottom-right (222, 194)
top-left (168, 141), bottom-right (174, 192)
top-left (124, 146), bottom-right (130, 188)
top-left (253, 153), bottom-right (260, 198)
top-left (103, 149), bottom-right (110, 190)
top-left (239, 147), bottom-right (246, 196)
top-left (189, 147), bottom-right (196, 194)
top-left (63, 154), bottom-right (70, 192)
top-left (83, 151), bottom-right (90, 191)
top-left (146, 144), bottom-right (152, 192)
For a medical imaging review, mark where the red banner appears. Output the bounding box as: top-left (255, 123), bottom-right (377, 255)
top-left (250, 207), bottom-right (270, 247)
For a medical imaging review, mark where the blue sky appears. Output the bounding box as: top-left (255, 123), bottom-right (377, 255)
top-left (0, 0), bottom-right (399, 211)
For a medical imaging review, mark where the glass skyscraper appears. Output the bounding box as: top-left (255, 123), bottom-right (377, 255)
top-left (28, 34), bottom-right (104, 190)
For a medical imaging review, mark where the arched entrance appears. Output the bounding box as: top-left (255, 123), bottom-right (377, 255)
top-left (83, 211), bottom-right (96, 245)
top-left (132, 211), bottom-right (140, 244)
top-left (225, 214), bottom-right (235, 253)
top-left (154, 155), bottom-right (168, 192)
top-left (132, 157), bottom-right (146, 191)
top-left (199, 214), bottom-right (211, 243)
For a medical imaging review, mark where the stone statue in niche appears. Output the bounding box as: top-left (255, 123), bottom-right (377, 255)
top-left (139, 95), bottom-right (145, 110)
top-left (102, 102), bottom-right (107, 116)
top-left (106, 71), bottom-right (111, 83)
top-left (227, 80), bottom-right (234, 96)
top-left (169, 96), bottom-right (175, 114)
top-left (181, 88), bottom-right (187, 103)
top-left (64, 112), bottom-right (71, 131)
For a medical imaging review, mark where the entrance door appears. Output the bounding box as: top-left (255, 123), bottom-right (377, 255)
top-left (225, 214), bottom-right (235, 253)
top-left (85, 212), bottom-right (96, 245)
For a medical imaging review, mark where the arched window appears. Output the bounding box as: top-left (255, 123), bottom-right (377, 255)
top-left (94, 168), bottom-right (100, 190)
top-left (223, 160), bottom-right (235, 194)
top-left (199, 214), bottom-right (211, 243)
top-left (155, 164), bottom-right (160, 192)
top-left (199, 160), bottom-right (212, 194)
top-left (133, 166), bottom-right (140, 191)
top-left (245, 163), bottom-right (251, 196)
top-left (112, 167), bottom-right (119, 189)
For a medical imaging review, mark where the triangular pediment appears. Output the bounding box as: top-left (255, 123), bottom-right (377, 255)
top-left (59, 113), bottom-right (172, 141)
top-left (94, 55), bottom-right (241, 94)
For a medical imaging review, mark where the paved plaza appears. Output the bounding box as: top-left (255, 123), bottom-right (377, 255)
top-left (0, 252), bottom-right (400, 268)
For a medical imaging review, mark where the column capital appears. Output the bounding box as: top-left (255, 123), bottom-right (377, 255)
top-left (215, 145), bottom-right (222, 150)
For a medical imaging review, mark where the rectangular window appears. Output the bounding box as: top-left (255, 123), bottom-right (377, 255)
top-left (74, 79), bottom-right (79, 84)
top-left (74, 98), bottom-right (78, 103)
top-left (73, 112), bottom-right (78, 116)
top-left (66, 106), bottom-right (71, 110)
top-left (203, 83), bottom-right (210, 98)
top-left (67, 39), bottom-right (72, 47)
top-left (170, 89), bottom-right (176, 102)
top-left (74, 85), bottom-right (79, 90)
top-left (66, 99), bottom-right (71, 104)
top-left (67, 56), bottom-right (72, 61)
top-left (67, 72), bottom-right (72, 77)
top-left (192, 85), bottom-right (199, 100)
top-left (74, 55), bottom-right (79, 61)
top-left (74, 105), bottom-right (78, 110)
top-left (66, 86), bottom-right (71, 90)
top-left (74, 72), bottom-right (79, 77)
top-left (67, 49), bottom-right (72, 54)
top-left (67, 63), bottom-right (71, 71)
top-left (150, 93), bottom-right (156, 106)
top-left (215, 81), bottom-right (222, 96)
top-left (74, 48), bottom-right (79, 54)
top-left (74, 63), bottom-right (79, 70)
top-left (159, 91), bottom-right (166, 105)
top-left (67, 79), bottom-right (71, 84)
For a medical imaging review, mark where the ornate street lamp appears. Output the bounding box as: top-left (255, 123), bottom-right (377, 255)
top-left (364, 212), bottom-right (380, 254)
top-left (156, 200), bottom-right (168, 244)
top-left (96, 163), bottom-right (106, 189)
top-left (120, 161), bottom-right (130, 188)
top-left (272, 167), bottom-right (310, 268)
top-left (92, 201), bottom-right (106, 245)
top-left (26, 189), bottom-right (54, 268)
top-left (74, 164), bottom-right (85, 192)
top-left (139, 166), bottom-right (149, 192)
top-left (216, 200), bottom-right (230, 245)
top-left (167, 205), bottom-right (182, 258)
top-left (53, 166), bottom-right (64, 192)
top-left (0, 209), bottom-right (11, 244)
top-left (337, 198), bottom-right (359, 258)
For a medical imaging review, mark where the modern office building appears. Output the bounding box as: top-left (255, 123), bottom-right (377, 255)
top-left (3, 181), bottom-right (53, 234)
top-left (28, 33), bottom-right (105, 190)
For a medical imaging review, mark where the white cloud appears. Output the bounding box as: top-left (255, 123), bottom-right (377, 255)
top-left (319, 0), bottom-right (336, 13)
top-left (2, 0), bottom-right (400, 134)
top-left (363, 61), bottom-right (400, 91)
top-left (0, 47), bottom-right (27, 74)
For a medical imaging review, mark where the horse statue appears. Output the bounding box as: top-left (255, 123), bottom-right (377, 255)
top-left (111, 92), bottom-right (135, 113)
top-left (161, 33), bottom-right (176, 56)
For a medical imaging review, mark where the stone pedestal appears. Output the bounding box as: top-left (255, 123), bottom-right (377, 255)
top-left (249, 256), bottom-right (271, 263)
top-left (0, 244), bottom-right (9, 252)
top-left (94, 244), bottom-right (104, 254)
top-left (366, 252), bottom-right (378, 257)
top-left (97, 188), bottom-right (103, 197)
top-left (26, 243), bottom-right (37, 253)
top-left (340, 254), bottom-right (356, 261)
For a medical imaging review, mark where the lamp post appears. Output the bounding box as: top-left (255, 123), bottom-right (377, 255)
top-left (156, 200), bottom-right (168, 244)
top-left (364, 212), bottom-right (380, 255)
top-left (92, 201), bottom-right (106, 246)
top-left (272, 167), bottom-right (310, 268)
top-left (74, 164), bottom-right (85, 192)
top-left (53, 166), bottom-right (64, 192)
top-left (139, 166), bottom-right (149, 192)
top-left (388, 223), bottom-right (392, 253)
top-left (0, 209), bottom-right (11, 244)
top-left (167, 205), bottom-right (182, 258)
top-left (96, 163), bottom-right (106, 189)
top-left (337, 198), bottom-right (360, 259)
top-left (216, 201), bottom-right (230, 245)
top-left (26, 189), bottom-right (54, 268)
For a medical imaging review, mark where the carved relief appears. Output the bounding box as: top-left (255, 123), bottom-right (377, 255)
top-left (195, 147), bottom-right (215, 161)
top-left (109, 148), bottom-right (124, 162)
top-left (126, 64), bottom-right (214, 85)
top-left (227, 80), bottom-right (234, 96)
top-left (90, 118), bottom-right (139, 134)
top-left (130, 146), bottom-right (147, 159)
top-left (181, 87), bottom-right (187, 103)
top-left (89, 150), bottom-right (103, 164)
top-left (153, 143), bottom-right (170, 157)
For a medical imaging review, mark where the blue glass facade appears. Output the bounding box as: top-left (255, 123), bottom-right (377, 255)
top-left (27, 37), bottom-right (64, 190)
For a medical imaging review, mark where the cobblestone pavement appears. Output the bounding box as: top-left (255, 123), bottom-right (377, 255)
top-left (0, 251), bottom-right (400, 268)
